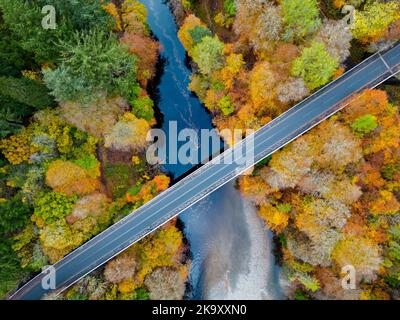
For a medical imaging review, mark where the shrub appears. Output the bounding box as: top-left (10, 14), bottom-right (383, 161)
top-left (39, 220), bottom-right (85, 263)
top-left (332, 235), bottom-right (383, 281)
top-left (0, 130), bottom-right (35, 165)
top-left (104, 163), bottom-right (133, 199)
top-left (191, 36), bottom-right (225, 75)
top-left (104, 113), bottom-right (150, 152)
top-left (353, 1), bottom-right (400, 44)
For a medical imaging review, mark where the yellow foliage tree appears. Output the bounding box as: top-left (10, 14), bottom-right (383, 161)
top-left (258, 204), bottom-right (290, 233)
top-left (249, 61), bottom-right (278, 110)
top-left (104, 113), bottom-right (150, 152)
top-left (370, 190), bottom-right (400, 215)
top-left (126, 175), bottom-right (170, 205)
top-left (46, 160), bottom-right (101, 196)
top-left (40, 221), bottom-right (85, 263)
top-left (135, 226), bottom-right (183, 282)
top-left (332, 235), bottom-right (383, 281)
top-left (0, 129), bottom-right (36, 165)
top-left (220, 53), bottom-right (245, 90)
top-left (121, 0), bottom-right (149, 35)
top-left (178, 14), bottom-right (204, 53)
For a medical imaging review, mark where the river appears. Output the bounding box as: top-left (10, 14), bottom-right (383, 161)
top-left (141, 0), bottom-right (283, 299)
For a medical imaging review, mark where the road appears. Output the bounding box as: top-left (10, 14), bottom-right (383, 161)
top-left (9, 43), bottom-right (400, 300)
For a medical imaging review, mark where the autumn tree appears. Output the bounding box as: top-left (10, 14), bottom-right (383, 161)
top-left (343, 89), bottom-right (389, 123)
top-left (314, 19), bottom-right (353, 63)
top-left (291, 42), bottom-right (339, 90)
top-left (258, 204), bottom-right (290, 233)
top-left (126, 175), bottom-right (170, 207)
top-left (68, 193), bottom-right (111, 237)
top-left (0, 129), bottom-right (36, 165)
top-left (281, 0), bottom-right (321, 42)
top-left (219, 53), bottom-right (245, 90)
top-left (249, 61), bottom-right (278, 109)
top-left (60, 96), bottom-right (128, 138)
top-left (104, 113), bottom-right (150, 152)
top-left (238, 174), bottom-right (275, 205)
top-left (33, 191), bottom-right (77, 224)
top-left (286, 228), bottom-right (342, 267)
top-left (191, 36), bottom-right (225, 75)
top-left (332, 235), bottom-right (383, 282)
top-left (352, 1), bottom-right (400, 44)
top-left (121, 0), bottom-right (150, 35)
top-left (39, 220), bottom-right (85, 263)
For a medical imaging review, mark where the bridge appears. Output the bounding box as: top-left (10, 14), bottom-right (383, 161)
top-left (10, 43), bottom-right (400, 300)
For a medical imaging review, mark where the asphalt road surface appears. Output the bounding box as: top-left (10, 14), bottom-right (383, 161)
top-left (10, 43), bottom-right (400, 300)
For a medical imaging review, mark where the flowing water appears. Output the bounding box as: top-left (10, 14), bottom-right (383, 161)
top-left (141, 0), bottom-right (283, 299)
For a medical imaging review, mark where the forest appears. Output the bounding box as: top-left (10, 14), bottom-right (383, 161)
top-left (174, 0), bottom-right (400, 299)
top-left (0, 0), bottom-right (188, 300)
top-left (1, 0), bottom-right (400, 300)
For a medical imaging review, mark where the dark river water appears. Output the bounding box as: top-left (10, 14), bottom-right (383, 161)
top-left (141, 0), bottom-right (283, 299)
